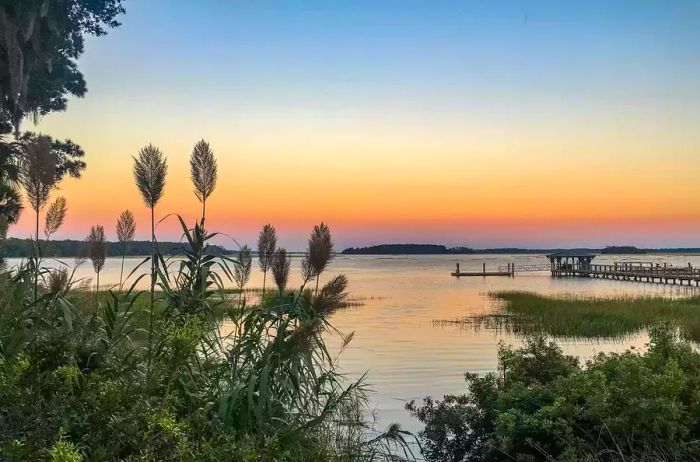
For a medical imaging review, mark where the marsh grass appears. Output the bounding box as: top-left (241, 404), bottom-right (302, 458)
top-left (443, 291), bottom-right (700, 341)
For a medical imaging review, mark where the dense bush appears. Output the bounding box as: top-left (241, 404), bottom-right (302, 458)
top-left (408, 327), bottom-right (700, 461)
top-left (0, 221), bottom-right (411, 461)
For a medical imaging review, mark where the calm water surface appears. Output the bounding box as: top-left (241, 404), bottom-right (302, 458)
top-left (11, 253), bottom-right (700, 433)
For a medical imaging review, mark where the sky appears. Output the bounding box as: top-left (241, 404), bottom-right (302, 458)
top-left (10, 0), bottom-right (700, 250)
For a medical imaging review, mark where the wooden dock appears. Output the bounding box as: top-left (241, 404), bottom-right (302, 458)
top-left (451, 252), bottom-right (700, 287)
top-left (452, 253), bottom-right (700, 287)
top-left (552, 262), bottom-right (700, 286)
top-left (452, 262), bottom-right (515, 277)
top-left (546, 252), bottom-right (700, 287)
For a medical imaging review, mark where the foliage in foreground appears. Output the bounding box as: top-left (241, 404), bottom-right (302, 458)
top-left (408, 326), bottom-right (700, 461)
top-left (466, 291), bottom-right (700, 342)
top-left (0, 220), bottom-right (410, 461)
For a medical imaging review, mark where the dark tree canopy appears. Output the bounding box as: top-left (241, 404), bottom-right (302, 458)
top-left (0, 137), bottom-right (21, 222)
top-left (0, 0), bottom-right (125, 135)
top-left (19, 131), bottom-right (86, 181)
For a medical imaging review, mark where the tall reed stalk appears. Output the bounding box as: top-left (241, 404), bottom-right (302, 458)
top-left (87, 224), bottom-right (106, 306)
top-left (301, 222), bottom-right (334, 294)
top-left (133, 144), bottom-right (167, 367)
top-left (115, 209), bottom-right (135, 291)
top-left (271, 247), bottom-right (290, 295)
top-left (19, 135), bottom-right (57, 300)
top-left (233, 245), bottom-right (252, 291)
top-left (257, 224), bottom-right (277, 295)
top-left (189, 139), bottom-right (217, 226)
top-left (43, 196), bottom-right (67, 256)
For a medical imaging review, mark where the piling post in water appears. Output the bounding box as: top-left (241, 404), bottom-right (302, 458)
top-left (483, 262), bottom-right (486, 276)
top-left (456, 262), bottom-right (460, 275)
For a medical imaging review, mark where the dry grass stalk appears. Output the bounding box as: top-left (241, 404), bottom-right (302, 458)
top-left (132, 144), bottom-right (167, 370)
top-left (44, 196), bottom-right (67, 239)
top-left (189, 139), bottom-right (217, 223)
top-left (116, 209), bottom-right (136, 290)
top-left (87, 224), bottom-right (106, 297)
top-left (116, 209), bottom-right (136, 244)
top-left (20, 134), bottom-right (57, 215)
top-left (257, 224), bottom-right (277, 293)
top-left (302, 222), bottom-right (334, 291)
top-left (133, 144), bottom-right (167, 209)
top-left (233, 245), bottom-right (253, 290)
top-left (87, 225), bottom-right (106, 274)
top-left (47, 267), bottom-right (70, 294)
top-left (271, 247), bottom-right (290, 294)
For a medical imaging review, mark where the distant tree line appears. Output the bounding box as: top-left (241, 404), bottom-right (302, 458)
top-left (342, 244), bottom-right (557, 255)
top-left (342, 244), bottom-right (700, 255)
top-left (600, 246), bottom-right (647, 254)
top-left (2, 237), bottom-right (232, 258)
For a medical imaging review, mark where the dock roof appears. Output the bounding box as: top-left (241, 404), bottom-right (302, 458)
top-left (546, 250), bottom-right (596, 258)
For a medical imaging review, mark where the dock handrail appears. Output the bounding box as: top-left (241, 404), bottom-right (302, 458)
top-left (498, 264), bottom-right (551, 273)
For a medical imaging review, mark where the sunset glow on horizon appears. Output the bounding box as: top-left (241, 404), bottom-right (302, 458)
top-left (9, 0), bottom-right (700, 249)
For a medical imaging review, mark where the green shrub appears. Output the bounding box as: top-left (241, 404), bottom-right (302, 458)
top-left (0, 220), bottom-right (410, 461)
top-left (408, 326), bottom-right (700, 461)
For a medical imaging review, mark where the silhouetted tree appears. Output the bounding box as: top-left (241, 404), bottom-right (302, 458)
top-left (0, 0), bottom-right (125, 136)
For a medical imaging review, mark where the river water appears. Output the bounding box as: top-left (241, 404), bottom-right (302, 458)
top-left (9, 253), bottom-right (700, 434)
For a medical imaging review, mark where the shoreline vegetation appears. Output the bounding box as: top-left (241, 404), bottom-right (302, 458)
top-left (0, 146), bottom-right (416, 460)
top-left (409, 326), bottom-right (700, 461)
top-left (437, 291), bottom-right (700, 342)
top-left (412, 292), bottom-right (700, 460)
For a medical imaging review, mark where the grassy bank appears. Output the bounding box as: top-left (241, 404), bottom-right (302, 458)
top-left (451, 291), bottom-right (700, 341)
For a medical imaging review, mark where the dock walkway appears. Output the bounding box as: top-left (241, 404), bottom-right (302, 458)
top-left (452, 256), bottom-right (700, 287)
top-left (451, 262), bottom-right (515, 277)
top-left (553, 262), bottom-right (700, 286)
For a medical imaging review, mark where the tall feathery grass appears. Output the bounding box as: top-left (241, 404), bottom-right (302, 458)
top-left (233, 244), bottom-right (252, 291)
top-left (302, 222), bottom-right (334, 293)
top-left (86, 224), bottom-right (106, 303)
top-left (271, 247), bottom-right (290, 295)
top-left (189, 139), bottom-right (217, 225)
top-left (257, 223), bottom-right (277, 295)
top-left (133, 143), bottom-right (167, 368)
top-left (19, 134), bottom-right (57, 299)
top-left (43, 196), bottom-right (68, 259)
top-left (43, 196), bottom-right (67, 242)
top-left (115, 209), bottom-right (135, 290)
